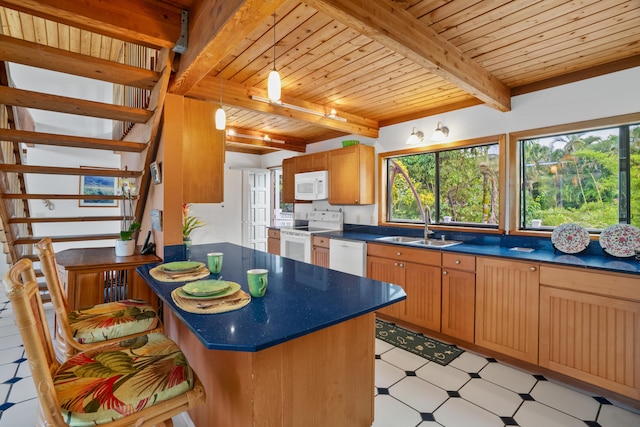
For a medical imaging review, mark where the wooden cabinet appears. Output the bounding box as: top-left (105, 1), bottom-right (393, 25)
top-left (282, 157), bottom-right (297, 203)
top-left (267, 228), bottom-right (280, 255)
top-left (475, 257), bottom-right (539, 364)
top-left (297, 152), bottom-right (328, 172)
top-left (367, 243), bottom-right (441, 329)
top-left (182, 97), bottom-right (225, 203)
top-left (539, 266), bottom-right (640, 400)
top-left (312, 235), bottom-right (330, 267)
top-left (328, 144), bottom-right (375, 205)
top-left (441, 253), bottom-right (475, 342)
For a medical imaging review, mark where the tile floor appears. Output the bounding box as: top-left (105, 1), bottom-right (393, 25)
top-left (0, 288), bottom-right (639, 427)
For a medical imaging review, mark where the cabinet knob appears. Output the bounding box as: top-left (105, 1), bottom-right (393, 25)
top-left (529, 266), bottom-right (537, 272)
top-left (394, 262), bottom-right (398, 267)
top-left (396, 252), bottom-right (401, 256)
top-left (443, 271), bottom-right (448, 275)
top-left (399, 263), bottom-right (404, 268)
top-left (455, 260), bottom-right (460, 264)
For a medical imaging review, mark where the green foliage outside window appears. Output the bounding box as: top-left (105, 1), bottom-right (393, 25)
top-left (387, 143), bottom-right (500, 226)
top-left (521, 123), bottom-right (640, 230)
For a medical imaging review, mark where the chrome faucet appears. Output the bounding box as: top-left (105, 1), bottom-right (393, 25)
top-left (424, 205), bottom-right (433, 240)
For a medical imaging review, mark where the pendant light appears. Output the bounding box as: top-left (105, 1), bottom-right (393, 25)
top-left (267, 12), bottom-right (281, 103)
top-left (215, 73), bottom-right (226, 130)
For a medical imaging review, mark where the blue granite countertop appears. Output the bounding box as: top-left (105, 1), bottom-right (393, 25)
top-left (137, 242), bottom-right (406, 352)
top-left (324, 225), bottom-right (640, 275)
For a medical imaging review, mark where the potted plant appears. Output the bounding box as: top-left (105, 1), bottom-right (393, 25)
top-left (115, 178), bottom-right (141, 256)
top-left (182, 203), bottom-right (205, 251)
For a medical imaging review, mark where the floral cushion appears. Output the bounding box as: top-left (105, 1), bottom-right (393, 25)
top-left (54, 333), bottom-right (194, 426)
top-left (69, 299), bottom-right (158, 344)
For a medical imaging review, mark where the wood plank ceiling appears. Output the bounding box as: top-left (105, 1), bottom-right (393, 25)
top-left (1, 0), bottom-right (639, 154)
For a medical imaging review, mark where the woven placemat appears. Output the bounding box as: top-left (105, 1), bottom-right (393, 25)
top-left (150, 265), bottom-right (210, 282)
top-left (171, 288), bottom-right (251, 314)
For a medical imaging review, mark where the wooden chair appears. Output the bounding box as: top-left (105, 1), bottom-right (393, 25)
top-left (4, 258), bottom-right (206, 427)
top-left (35, 237), bottom-right (163, 360)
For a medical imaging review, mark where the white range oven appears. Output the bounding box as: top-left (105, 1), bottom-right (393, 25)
top-left (280, 210), bottom-right (343, 263)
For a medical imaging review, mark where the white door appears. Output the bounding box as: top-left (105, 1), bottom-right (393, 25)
top-left (242, 170), bottom-right (270, 250)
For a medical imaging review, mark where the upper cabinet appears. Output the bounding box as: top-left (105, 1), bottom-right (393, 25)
top-left (282, 157), bottom-right (297, 204)
top-left (282, 144), bottom-right (375, 205)
top-left (182, 97), bottom-right (225, 203)
top-left (328, 145), bottom-right (375, 205)
top-left (297, 152), bottom-right (328, 173)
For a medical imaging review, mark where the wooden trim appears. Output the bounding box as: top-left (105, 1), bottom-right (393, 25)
top-left (0, 86), bottom-right (153, 123)
top-left (379, 98), bottom-right (484, 128)
top-left (0, 128), bottom-right (146, 152)
top-left (0, 35), bottom-right (160, 90)
top-left (9, 216), bottom-right (124, 224)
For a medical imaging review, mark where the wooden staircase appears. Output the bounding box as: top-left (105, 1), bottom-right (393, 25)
top-left (0, 15), bottom-right (173, 298)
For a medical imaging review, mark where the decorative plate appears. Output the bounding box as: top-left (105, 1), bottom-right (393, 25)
top-left (182, 280), bottom-right (230, 297)
top-left (158, 261), bottom-right (204, 273)
top-left (176, 281), bottom-right (241, 300)
top-left (551, 223), bottom-right (590, 254)
top-left (599, 224), bottom-right (640, 257)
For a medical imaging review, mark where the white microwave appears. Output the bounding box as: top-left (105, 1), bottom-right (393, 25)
top-left (294, 170), bottom-right (329, 200)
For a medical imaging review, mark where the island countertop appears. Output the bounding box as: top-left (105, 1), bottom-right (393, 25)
top-left (137, 242), bottom-right (405, 352)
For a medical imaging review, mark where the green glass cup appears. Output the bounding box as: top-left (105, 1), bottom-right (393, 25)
top-left (247, 269), bottom-right (268, 297)
top-left (207, 252), bottom-right (223, 273)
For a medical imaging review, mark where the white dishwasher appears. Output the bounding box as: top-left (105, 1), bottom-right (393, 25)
top-left (329, 239), bottom-right (367, 277)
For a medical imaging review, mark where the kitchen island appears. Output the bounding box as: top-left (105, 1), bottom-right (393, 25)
top-left (137, 242), bottom-right (405, 427)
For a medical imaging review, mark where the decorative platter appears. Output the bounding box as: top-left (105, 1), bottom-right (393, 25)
top-left (599, 224), bottom-right (640, 257)
top-left (551, 223), bottom-right (590, 254)
top-left (182, 279), bottom-right (230, 297)
top-left (158, 261), bottom-right (204, 274)
top-left (176, 281), bottom-right (241, 300)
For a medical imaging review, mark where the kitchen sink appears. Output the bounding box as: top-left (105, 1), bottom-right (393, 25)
top-left (375, 236), bottom-right (422, 243)
top-left (409, 239), bottom-right (463, 248)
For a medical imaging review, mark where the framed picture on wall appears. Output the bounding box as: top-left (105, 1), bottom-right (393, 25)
top-left (79, 167), bottom-right (119, 207)
top-left (150, 161), bottom-right (162, 184)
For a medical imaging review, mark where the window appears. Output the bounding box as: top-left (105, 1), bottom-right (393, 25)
top-left (384, 137), bottom-right (501, 228)
top-left (518, 122), bottom-right (640, 230)
top-left (271, 168), bottom-right (293, 227)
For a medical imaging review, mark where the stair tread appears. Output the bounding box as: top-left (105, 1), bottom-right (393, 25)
top-left (13, 234), bottom-right (120, 244)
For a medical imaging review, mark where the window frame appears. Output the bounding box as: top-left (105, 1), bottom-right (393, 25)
top-left (508, 112), bottom-right (640, 235)
top-left (378, 134), bottom-right (507, 234)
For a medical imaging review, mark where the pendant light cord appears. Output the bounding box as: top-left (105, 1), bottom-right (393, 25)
top-left (272, 13), bottom-right (277, 71)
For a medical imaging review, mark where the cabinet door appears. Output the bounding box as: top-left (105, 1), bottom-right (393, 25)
top-left (476, 257), bottom-right (539, 364)
top-left (540, 286), bottom-right (640, 400)
top-left (329, 145), bottom-right (374, 205)
top-left (183, 97), bottom-right (225, 202)
top-left (282, 157), bottom-right (297, 203)
top-left (367, 256), bottom-right (405, 318)
top-left (403, 261), bottom-right (441, 331)
top-left (267, 238), bottom-right (280, 255)
top-left (313, 246), bottom-right (330, 267)
top-left (298, 152), bottom-right (328, 172)
top-left (441, 268), bottom-right (475, 342)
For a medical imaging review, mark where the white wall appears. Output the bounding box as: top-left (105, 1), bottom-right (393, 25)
top-left (262, 67), bottom-right (640, 225)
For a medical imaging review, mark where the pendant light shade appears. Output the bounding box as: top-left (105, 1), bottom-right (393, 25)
top-left (268, 69), bottom-right (281, 102)
top-left (267, 12), bottom-right (281, 103)
top-left (215, 72), bottom-right (226, 130)
top-left (215, 107), bottom-right (226, 130)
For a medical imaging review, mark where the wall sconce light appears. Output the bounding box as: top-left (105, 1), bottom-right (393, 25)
top-left (406, 127), bottom-right (424, 145)
top-left (431, 121), bottom-right (449, 142)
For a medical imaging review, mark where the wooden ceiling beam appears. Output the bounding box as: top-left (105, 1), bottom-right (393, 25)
top-left (303, 0), bottom-right (511, 112)
top-left (170, 0), bottom-right (286, 96)
top-left (187, 76), bottom-right (379, 138)
top-left (0, 86), bottom-right (153, 123)
top-left (0, 0), bottom-right (181, 49)
top-left (226, 127), bottom-right (307, 153)
top-left (0, 35), bottom-right (161, 90)
top-left (0, 129), bottom-right (147, 153)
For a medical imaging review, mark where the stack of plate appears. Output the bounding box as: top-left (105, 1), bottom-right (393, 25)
top-left (176, 280), bottom-right (241, 300)
top-left (157, 261), bottom-right (205, 275)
